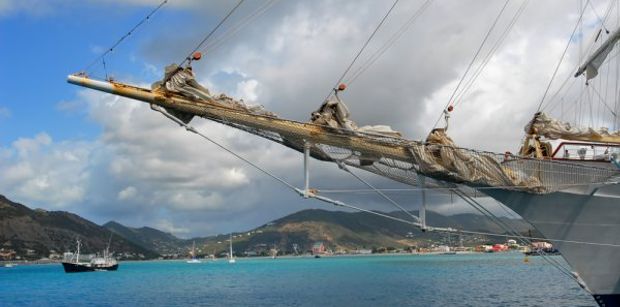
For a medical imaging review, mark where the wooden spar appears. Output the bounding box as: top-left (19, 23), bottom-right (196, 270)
top-left (66, 75), bottom-right (415, 163)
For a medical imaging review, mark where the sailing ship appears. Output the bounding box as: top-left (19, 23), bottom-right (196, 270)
top-left (439, 233), bottom-right (456, 255)
top-left (62, 238), bottom-right (118, 273)
top-left (187, 241), bottom-right (202, 264)
top-left (65, 1), bottom-right (620, 305)
top-left (228, 234), bottom-right (236, 264)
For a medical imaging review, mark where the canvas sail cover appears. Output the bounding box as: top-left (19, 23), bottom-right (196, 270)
top-left (575, 27), bottom-right (620, 80)
top-left (410, 129), bottom-right (543, 191)
top-left (310, 97), bottom-right (402, 137)
top-left (525, 112), bottom-right (620, 140)
top-left (153, 64), bottom-right (276, 118)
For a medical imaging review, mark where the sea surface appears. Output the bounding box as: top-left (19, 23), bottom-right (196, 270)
top-left (0, 253), bottom-right (596, 306)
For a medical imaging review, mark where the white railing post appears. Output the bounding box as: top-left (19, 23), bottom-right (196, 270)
top-left (303, 142), bottom-right (311, 198)
top-left (418, 174), bottom-right (427, 231)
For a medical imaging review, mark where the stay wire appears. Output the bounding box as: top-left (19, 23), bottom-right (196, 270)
top-left (102, 57), bottom-right (109, 80)
top-left (322, 0), bottom-right (400, 102)
top-left (344, 0), bottom-right (434, 86)
top-left (203, 0), bottom-right (279, 54)
top-left (452, 0), bottom-right (529, 107)
top-left (536, 0), bottom-right (590, 112)
top-left (452, 189), bottom-right (577, 280)
top-left (432, 0), bottom-right (511, 129)
top-left (151, 105), bottom-right (299, 193)
top-left (336, 161), bottom-right (421, 223)
top-left (152, 103), bottom-right (620, 252)
top-left (588, 0), bottom-right (609, 32)
top-left (179, 0), bottom-right (245, 67)
top-left (83, 0), bottom-right (169, 73)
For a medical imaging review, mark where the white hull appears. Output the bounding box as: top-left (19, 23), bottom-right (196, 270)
top-left (484, 182), bottom-right (620, 305)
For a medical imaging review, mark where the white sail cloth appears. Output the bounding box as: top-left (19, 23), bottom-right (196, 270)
top-left (575, 27), bottom-right (620, 80)
top-left (525, 112), bottom-right (620, 140)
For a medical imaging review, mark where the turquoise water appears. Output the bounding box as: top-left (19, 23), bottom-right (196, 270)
top-left (0, 253), bottom-right (596, 306)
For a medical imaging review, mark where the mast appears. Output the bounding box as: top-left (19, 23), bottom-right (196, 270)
top-left (105, 233), bottom-right (112, 261)
top-left (76, 239), bottom-right (81, 264)
top-left (229, 234), bottom-right (233, 259)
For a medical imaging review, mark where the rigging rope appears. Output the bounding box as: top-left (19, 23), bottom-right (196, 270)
top-left (452, 0), bottom-right (529, 107)
top-left (323, 0), bottom-right (400, 102)
top-left (150, 104), bottom-right (299, 193)
top-left (83, 0), bottom-right (169, 73)
top-left (344, 0), bottom-right (434, 86)
top-left (588, 0), bottom-right (610, 32)
top-left (452, 189), bottom-right (578, 281)
top-left (202, 0), bottom-right (279, 55)
top-left (432, 0), bottom-right (511, 129)
top-left (335, 161), bottom-right (421, 223)
top-left (150, 104), bottom-right (620, 251)
top-left (536, 0), bottom-right (590, 112)
top-left (179, 0), bottom-right (245, 67)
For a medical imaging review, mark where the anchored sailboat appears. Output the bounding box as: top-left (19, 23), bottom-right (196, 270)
top-left (228, 234), bottom-right (236, 264)
top-left (187, 241), bottom-right (202, 264)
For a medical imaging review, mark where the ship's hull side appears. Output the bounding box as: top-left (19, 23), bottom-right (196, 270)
top-left (483, 183), bottom-right (620, 305)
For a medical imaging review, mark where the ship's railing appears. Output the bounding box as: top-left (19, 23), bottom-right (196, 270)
top-left (204, 108), bottom-right (619, 194)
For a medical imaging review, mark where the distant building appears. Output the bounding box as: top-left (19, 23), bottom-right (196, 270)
top-left (492, 244), bottom-right (508, 252)
top-left (475, 245), bottom-right (494, 253)
top-left (531, 241), bottom-right (553, 249)
top-left (0, 248), bottom-right (16, 260)
top-left (312, 242), bottom-right (326, 255)
top-left (49, 251), bottom-right (63, 260)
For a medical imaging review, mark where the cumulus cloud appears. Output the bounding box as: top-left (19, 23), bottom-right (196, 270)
top-left (155, 219), bottom-right (190, 235)
top-left (117, 186), bottom-right (138, 200)
top-left (0, 133), bottom-right (91, 207)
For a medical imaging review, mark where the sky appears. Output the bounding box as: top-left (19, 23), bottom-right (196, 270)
top-left (0, 0), bottom-right (613, 238)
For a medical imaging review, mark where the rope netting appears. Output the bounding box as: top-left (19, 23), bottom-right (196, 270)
top-left (138, 85), bottom-right (619, 195)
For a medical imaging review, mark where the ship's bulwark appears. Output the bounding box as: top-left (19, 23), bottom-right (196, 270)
top-left (484, 183), bottom-right (620, 305)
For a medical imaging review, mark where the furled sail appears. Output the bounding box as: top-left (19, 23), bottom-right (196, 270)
top-left (575, 27), bottom-right (620, 80)
top-left (67, 75), bottom-right (620, 195)
top-left (525, 112), bottom-right (620, 143)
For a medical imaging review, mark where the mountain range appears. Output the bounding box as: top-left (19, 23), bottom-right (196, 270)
top-left (0, 194), bottom-right (535, 260)
top-left (0, 195), bottom-right (158, 260)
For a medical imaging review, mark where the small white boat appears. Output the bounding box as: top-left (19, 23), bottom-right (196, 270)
top-left (228, 234), bottom-right (236, 264)
top-left (187, 241), bottom-right (202, 264)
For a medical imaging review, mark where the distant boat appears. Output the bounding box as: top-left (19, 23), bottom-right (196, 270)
top-left (3, 263), bottom-right (15, 268)
top-left (228, 234), bottom-right (236, 264)
top-left (440, 233), bottom-right (457, 255)
top-left (62, 238), bottom-right (118, 273)
top-left (187, 241), bottom-right (202, 264)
